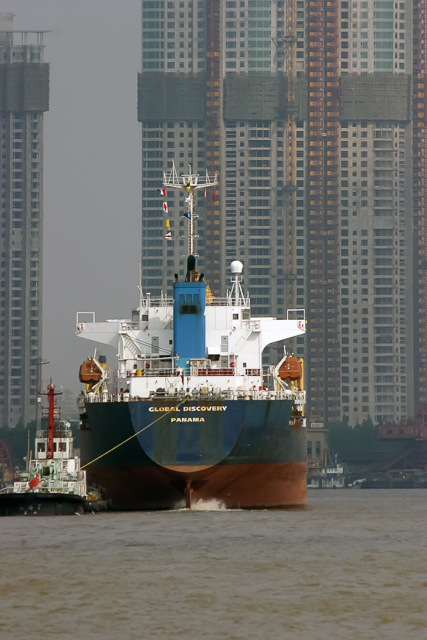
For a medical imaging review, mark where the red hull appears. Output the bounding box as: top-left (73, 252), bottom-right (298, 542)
top-left (88, 461), bottom-right (307, 510)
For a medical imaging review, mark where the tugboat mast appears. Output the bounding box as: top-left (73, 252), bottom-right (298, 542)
top-left (40, 381), bottom-right (62, 460)
top-left (163, 162), bottom-right (218, 256)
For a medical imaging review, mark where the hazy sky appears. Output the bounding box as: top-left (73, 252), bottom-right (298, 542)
top-left (5, 1), bottom-right (143, 392)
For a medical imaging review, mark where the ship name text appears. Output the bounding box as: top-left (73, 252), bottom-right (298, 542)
top-left (149, 406), bottom-right (227, 413)
top-left (171, 417), bottom-right (205, 422)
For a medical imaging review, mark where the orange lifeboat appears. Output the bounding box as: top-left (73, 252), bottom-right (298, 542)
top-left (278, 356), bottom-right (302, 382)
top-left (79, 358), bottom-right (103, 385)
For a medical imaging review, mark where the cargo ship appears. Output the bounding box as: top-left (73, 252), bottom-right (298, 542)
top-left (76, 167), bottom-right (307, 510)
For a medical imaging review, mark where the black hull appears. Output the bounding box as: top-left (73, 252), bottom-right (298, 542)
top-left (80, 398), bottom-right (307, 510)
top-left (0, 493), bottom-right (85, 516)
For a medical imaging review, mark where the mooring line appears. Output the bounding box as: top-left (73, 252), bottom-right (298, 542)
top-left (80, 397), bottom-right (189, 469)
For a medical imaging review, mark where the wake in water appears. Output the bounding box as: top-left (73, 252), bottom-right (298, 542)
top-left (191, 498), bottom-right (227, 511)
top-left (174, 498), bottom-right (227, 511)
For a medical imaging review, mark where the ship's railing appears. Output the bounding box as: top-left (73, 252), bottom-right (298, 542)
top-left (149, 388), bottom-right (296, 401)
top-left (122, 366), bottom-right (262, 378)
top-left (13, 480), bottom-right (87, 497)
top-left (206, 296), bottom-right (250, 307)
top-left (82, 387), bottom-right (297, 403)
top-left (125, 367), bottom-right (260, 378)
top-left (196, 368), bottom-right (235, 376)
top-left (120, 322), bottom-right (142, 331)
top-left (192, 367), bottom-right (261, 377)
top-left (286, 308), bottom-right (306, 320)
top-left (36, 429), bottom-right (72, 438)
top-left (293, 390), bottom-right (306, 403)
top-left (141, 297), bottom-right (174, 307)
top-left (140, 296), bottom-right (250, 308)
top-left (28, 458), bottom-right (83, 474)
top-left (125, 368), bottom-right (178, 378)
top-left (242, 319), bottom-right (263, 331)
top-left (245, 368), bottom-right (261, 376)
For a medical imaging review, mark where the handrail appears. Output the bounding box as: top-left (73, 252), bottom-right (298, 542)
top-left (140, 296), bottom-right (251, 308)
top-left (141, 297), bottom-right (174, 307)
top-left (286, 308), bottom-right (306, 320)
top-left (125, 368), bottom-right (179, 378)
top-left (83, 388), bottom-right (298, 403)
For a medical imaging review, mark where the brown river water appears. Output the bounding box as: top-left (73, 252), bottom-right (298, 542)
top-left (0, 489), bottom-right (426, 640)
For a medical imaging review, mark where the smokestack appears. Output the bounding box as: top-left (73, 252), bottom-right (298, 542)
top-left (185, 255), bottom-right (196, 282)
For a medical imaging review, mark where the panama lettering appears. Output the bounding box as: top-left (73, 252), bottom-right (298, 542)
top-left (171, 417), bottom-right (205, 423)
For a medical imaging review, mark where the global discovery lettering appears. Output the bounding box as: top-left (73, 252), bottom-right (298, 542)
top-left (148, 406), bottom-right (228, 413)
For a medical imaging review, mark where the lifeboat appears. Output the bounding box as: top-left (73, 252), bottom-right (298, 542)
top-left (79, 358), bottom-right (103, 385)
top-left (278, 356), bottom-right (302, 382)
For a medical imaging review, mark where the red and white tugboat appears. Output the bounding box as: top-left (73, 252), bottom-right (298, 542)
top-left (0, 381), bottom-right (87, 516)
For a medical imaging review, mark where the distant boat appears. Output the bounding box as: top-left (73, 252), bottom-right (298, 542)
top-left (307, 464), bottom-right (348, 489)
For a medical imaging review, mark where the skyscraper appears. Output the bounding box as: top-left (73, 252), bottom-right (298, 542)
top-left (334, 0), bottom-right (416, 425)
top-left (137, 0), bottom-right (426, 426)
top-left (138, 0), bottom-right (301, 319)
top-left (0, 13), bottom-right (49, 427)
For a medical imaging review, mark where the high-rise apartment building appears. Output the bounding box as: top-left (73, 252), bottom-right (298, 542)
top-left (335, 0), bottom-right (416, 426)
top-left (413, 0), bottom-right (427, 413)
top-left (138, 0), bottom-right (303, 319)
top-left (137, 0), bottom-right (426, 426)
top-left (0, 14), bottom-right (49, 427)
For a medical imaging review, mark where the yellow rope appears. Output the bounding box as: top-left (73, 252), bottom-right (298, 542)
top-left (80, 397), bottom-right (189, 470)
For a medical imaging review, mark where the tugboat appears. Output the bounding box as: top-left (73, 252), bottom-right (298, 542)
top-left (0, 382), bottom-right (87, 516)
top-left (76, 165), bottom-right (308, 510)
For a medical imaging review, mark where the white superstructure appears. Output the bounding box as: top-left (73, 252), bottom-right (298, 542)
top-left (76, 263), bottom-right (306, 406)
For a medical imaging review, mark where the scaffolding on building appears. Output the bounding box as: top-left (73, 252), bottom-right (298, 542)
top-left (205, 0), bottom-right (221, 295)
top-left (413, 0), bottom-right (427, 405)
top-left (306, 0), bottom-right (340, 424)
top-left (323, 0), bottom-right (340, 423)
top-left (307, 1), bottom-right (325, 422)
top-left (284, 0), bottom-right (297, 313)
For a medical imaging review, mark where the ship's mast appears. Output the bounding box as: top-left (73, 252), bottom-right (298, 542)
top-left (163, 162), bottom-right (218, 256)
top-left (40, 380), bottom-right (62, 460)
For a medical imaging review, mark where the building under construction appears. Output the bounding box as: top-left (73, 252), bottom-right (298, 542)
top-left (137, 0), bottom-right (427, 427)
top-left (0, 14), bottom-right (49, 427)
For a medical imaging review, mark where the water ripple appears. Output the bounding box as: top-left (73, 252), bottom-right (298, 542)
top-left (0, 490), bottom-right (426, 639)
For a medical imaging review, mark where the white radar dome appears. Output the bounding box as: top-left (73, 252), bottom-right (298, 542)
top-left (230, 260), bottom-right (243, 274)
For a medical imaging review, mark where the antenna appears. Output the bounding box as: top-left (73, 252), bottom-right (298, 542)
top-left (163, 161), bottom-right (218, 257)
top-left (229, 261), bottom-right (245, 306)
